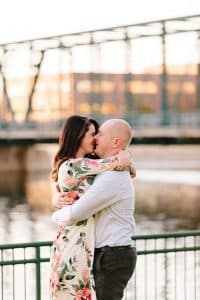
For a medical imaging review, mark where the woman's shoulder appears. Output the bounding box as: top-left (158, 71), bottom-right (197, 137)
top-left (58, 159), bottom-right (78, 180)
top-left (59, 158), bottom-right (84, 171)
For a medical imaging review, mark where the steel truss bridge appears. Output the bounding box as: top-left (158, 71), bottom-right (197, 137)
top-left (0, 14), bottom-right (200, 143)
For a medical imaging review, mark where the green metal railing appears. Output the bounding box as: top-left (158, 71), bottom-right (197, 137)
top-left (0, 231), bottom-right (200, 300)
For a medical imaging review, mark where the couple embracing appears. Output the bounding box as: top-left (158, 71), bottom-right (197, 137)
top-left (50, 115), bottom-right (137, 300)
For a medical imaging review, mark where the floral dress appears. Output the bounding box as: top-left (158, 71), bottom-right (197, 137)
top-left (50, 157), bottom-right (117, 300)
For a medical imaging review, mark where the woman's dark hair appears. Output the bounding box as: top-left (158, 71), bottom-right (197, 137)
top-left (51, 115), bottom-right (99, 181)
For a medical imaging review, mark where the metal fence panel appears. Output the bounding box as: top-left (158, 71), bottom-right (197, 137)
top-left (0, 231), bottom-right (199, 300)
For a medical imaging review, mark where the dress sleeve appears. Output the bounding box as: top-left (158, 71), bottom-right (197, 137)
top-left (58, 157), bottom-right (117, 192)
top-left (69, 157), bottom-right (118, 178)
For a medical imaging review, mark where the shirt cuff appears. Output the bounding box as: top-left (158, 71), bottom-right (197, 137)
top-left (52, 207), bottom-right (69, 226)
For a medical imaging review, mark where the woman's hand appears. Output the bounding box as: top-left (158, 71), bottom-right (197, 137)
top-left (52, 183), bottom-right (79, 208)
top-left (115, 150), bottom-right (131, 170)
top-left (127, 151), bottom-right (136, 177)
top-left (115, 150), bottom-right (136, 177)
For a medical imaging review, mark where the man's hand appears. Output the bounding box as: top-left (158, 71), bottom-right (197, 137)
top-left (52, 183), bottom-right (79, 209)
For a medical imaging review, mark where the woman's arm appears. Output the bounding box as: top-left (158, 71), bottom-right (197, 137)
top-left (59, 152), bottom-right (136, 190)
top-left (64, 149), bottom-right (134, 179)
top-left (68, 157), bottom-right (118, 178)
top-left (57, 157), bottom-right (118, 193)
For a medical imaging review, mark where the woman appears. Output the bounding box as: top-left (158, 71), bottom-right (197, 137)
top-left (50, 115), bottom-right (135, 300)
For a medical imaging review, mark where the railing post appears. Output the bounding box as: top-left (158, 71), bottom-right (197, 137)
top-left (35, 246), bottom-right (41, 300)
top-left (161, 21), bottom-right (169, 126)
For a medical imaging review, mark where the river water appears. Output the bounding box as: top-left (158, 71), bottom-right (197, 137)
top-left (0, 144), bottom-right (200, 244)
top-left (1, 197), bottom-right (198, 245)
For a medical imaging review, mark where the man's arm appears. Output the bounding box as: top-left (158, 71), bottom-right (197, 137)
top-left (52, 172), bottom-right (121, 226)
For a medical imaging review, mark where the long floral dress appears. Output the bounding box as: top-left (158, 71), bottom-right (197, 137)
top-left (50, 157), bottom-right (117, 300)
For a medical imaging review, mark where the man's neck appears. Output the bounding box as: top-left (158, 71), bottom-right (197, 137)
top-left (101, 149), bottom-right (120, 158)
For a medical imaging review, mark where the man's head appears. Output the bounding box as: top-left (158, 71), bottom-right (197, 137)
top-left (95, 119), bottom-right (133, 158)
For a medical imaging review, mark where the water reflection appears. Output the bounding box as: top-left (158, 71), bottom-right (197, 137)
top-left (0, 199), bottom-right (55, 244)
top-left (0, 162), bottom-right (199, 244)
top-left (0, 170), bottom-right (26, 204)
top-left (0, 197), bottom-right (199, 245)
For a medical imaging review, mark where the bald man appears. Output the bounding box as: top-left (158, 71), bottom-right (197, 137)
top-left (52, 119), bottom-right (137, 300)
top-left (95, 119), bottom-right (133, 158)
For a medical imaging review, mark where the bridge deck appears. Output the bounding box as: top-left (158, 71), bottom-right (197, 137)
top-left (0, 128), bottom-right (199, 144)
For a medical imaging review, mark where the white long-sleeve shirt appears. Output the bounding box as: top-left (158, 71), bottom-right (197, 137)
top-left (52, 171), bottom-right (136, 248)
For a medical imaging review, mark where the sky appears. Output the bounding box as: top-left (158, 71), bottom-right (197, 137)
top-left (0, 0), bottom-right (200, 44)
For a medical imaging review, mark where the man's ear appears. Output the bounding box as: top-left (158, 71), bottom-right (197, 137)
top-left (113, 138), bottom-right (122, 148)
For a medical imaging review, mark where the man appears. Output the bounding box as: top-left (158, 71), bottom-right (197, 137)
top-left (52, 119), bottom-right (137, 300)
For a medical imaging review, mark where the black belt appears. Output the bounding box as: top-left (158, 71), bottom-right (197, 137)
top-left (95, 245), bottom-right (133, 253)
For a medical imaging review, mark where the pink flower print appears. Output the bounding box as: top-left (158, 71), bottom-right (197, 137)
top-left (76, 288), bottom-right (92, 300)
top-left (84, 160), bottom-right (100, 168)
top-left (82, 269), bottom-right (89, 283)
top-left (64, 176), bottom-right (78, 187)
top-left (68, 191), bottom-right (80, 200)
top-left (56, 226), bottom-right (62, 240)
top-left (53, 253), bottom-right (62, 268)
top-left (50, 271), bottom-right (60, 295)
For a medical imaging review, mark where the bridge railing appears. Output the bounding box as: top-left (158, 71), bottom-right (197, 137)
top-left (0, 111), bottom-right (200, 130)
top-left (0, 114), bottom-right (200, 145)
top-left (0, 231), bottom-right (200, 300)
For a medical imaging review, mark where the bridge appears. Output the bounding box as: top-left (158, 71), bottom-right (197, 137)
top-left (0, 14), bottom-right (200, 143)
top-left (0, 125), bottom-right (199, 144)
